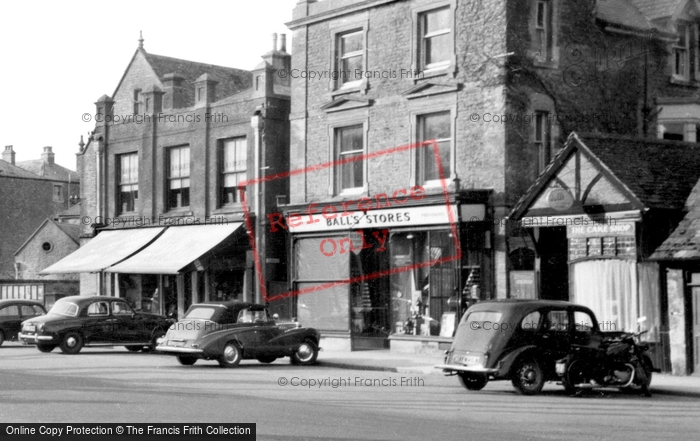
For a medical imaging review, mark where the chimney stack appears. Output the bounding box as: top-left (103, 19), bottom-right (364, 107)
top-left (3, 145), bottom-right (15, 165)
top-left (279, 34), bottom-right (287, 52)
top-left (41, 146), bottom-right (55, 165)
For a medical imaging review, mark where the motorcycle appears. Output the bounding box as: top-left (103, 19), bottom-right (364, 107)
top-left (556, 319), bottom-right (656, 397)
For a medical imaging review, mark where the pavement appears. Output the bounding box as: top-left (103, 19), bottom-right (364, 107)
top-left (317, 349), bottom-right (700, 398)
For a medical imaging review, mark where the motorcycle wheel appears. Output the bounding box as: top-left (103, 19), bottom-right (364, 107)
top-left (457, 373), bottom-right (488, 391)
top-left (623, 363), bottom-right (652, 397)
top-left (562, 359), bottom-right (587, 395)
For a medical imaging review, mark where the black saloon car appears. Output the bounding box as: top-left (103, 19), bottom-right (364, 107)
top-left (157, 301), bottom-right (321, 367)
top-left (19, 295), bottom-right (173, 354)
top-left (0, 299), bottom-right (46, 346)
top-left (436, 300), bottom-right (606, 395)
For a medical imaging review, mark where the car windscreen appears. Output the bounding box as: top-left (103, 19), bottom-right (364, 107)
top-left (48, 302), bottom-right (79, 317)
top-left (452, 310), bottom-right (505, 352)
top-left (184, 307), bottom-right (218, 320)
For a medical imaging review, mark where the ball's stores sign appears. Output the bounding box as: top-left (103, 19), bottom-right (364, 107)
top-left (547, 188), bottom-right (574, 211)
top-left (567, 221), bottom-right (635, 238)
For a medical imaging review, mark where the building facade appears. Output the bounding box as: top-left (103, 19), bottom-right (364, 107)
top-left (283, 0), bottom-right (700, 353)
top-left (43, 35), bottom-right (291, 319)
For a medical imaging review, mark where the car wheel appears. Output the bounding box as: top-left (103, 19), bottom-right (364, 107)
top-left (37, 344), bottom-right (57, 353)
top-left (59, 332), bottom-right (84, 354)
top-left (125, 346), bottom-right (144, 352)
top-left (511, 358), bottom-right (545, 395)
top-left (146, 329), bottom-right (166, 352)
top-left (257, 356), bottom-right (277, 364)
top-left (218, 342), bottom-right (242, 367)
top-left (291, 339), bottom-right (318, 366)
top-left (562, 359), bottom-right (586, 395)
top-left (0, 331), bottom-right (5, 346)
top-left (177, 356), bottom-right (198, 366)
top-left (457, 373), bottom-right (488, 391)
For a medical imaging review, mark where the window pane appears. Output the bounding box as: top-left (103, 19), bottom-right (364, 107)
top-left (338, 126), bottom-right (363, 153)
top-left (0, 305), bottom-right (18, 316)
top-left (341, 31), bottom-right (363, 55)
top-left (341, 56), bottom-right (363, 81)
top-left (420, 112), bottom-right (451, 181)
top-left (678, 24), bottom-right (687, 47)
top-left (340, 153), bottom-right (364, 190)
top-left (336, 125), bottom-right (364, 191)
top-left (536, 1), bottom-right (546, 28)
top-left (425, 34), bottom-right (451, 66)
top-left (425, 8), bottom-right (450, 34)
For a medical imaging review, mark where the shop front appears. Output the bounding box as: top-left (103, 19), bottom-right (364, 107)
top-left (508, 133), bottom-right (700, 373)
top-left (284, 196), bottom-right (491, 352)
top-left (42, 223), bottom-right (251, 319)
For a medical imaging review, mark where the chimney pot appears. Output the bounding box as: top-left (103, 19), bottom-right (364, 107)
top-left (272, 33), bottom-right (278, 52)
top-left (279, 34), bottom-right (287, 52)
top-left (41, 146), bottom-right (55, 165)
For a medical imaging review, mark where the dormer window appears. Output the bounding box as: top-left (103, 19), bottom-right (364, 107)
top-left (674, 24), bottom-right (690, 79)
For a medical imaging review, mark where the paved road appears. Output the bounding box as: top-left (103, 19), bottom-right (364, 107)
top-left (1, 344), bottom-right (698, 441)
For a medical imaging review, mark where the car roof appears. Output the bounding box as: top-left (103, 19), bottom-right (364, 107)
top-left (56, 295), bottom-right (128, 306)
top-left (468, 299), bottom-right (594, 315)
top-left (0, 299), bottom-right (44, 307)
top-left (189, 301), bottom-right (266, 310)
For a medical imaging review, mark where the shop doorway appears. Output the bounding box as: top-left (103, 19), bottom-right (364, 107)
top-left (692, 274), bottom-right (700, 375)
top-left (538, 227), bottom-right (568, 300)
top-left (350, 230), bottom-right (391, 350)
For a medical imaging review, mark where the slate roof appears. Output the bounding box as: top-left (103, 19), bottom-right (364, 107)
top-left (510, 132), bottom-right (700, 219)
top-left (597, 0), bottom-right (654, 31)
top-left (143, 52), bottom-right (253, 107)
top-left (54, 221), bottom-right (81, 244)
top-left (0, 159), bottom-right (45, 179)
top-left (55, 203), bottom-right (81, 219)
top-left (15, 159), bottom-right (80, 182)
top-left (628, 0), bottom-right (683, 21)
top-left (651, 179), bottom-right (700, 260)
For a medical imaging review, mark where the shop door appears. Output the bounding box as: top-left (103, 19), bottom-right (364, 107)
top-left (693, 284), bottom-right (700, 374)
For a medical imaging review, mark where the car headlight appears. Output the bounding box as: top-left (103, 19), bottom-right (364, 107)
top-left (37, 323), bottom-right (45, 333)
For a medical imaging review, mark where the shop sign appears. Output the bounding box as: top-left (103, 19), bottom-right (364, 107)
top-left (547, 188), bottom-right (574, 211)
top-left (567, 221), bottom-right (635, 238)
top-left (287, 204), bottom-right (458, 233)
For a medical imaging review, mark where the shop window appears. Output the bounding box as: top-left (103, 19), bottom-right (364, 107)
top-left (417, 111), bottom-right (452, 183)
top-left (220, 137), bottom-right (246, 206)
top-left (167, 146), bottom-right (190, 210)
top-left (117, 152), bottom-right (138, 214)
top-left (336, 29), bottom-right (364, 89)
top-left (418, 6), bottom-right (452, 72)
top-left (335, 125), bottom-right (364, 194)
top-left (535, 110), bottom-right (552, 175)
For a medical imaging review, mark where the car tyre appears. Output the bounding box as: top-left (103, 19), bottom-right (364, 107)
top-left (125, 346), bottom-right (144, 352)
top-left (511, 357), bottom-right (545, 395)
top-left (257, 356), bottom-right (277, 364)
top-left (0, 331), bottom-right (5, 346)
top-left (37, 344), bottom-right (57, 353)
top-left (291, 339), bottom-right (318, 365)
top-left (177, 355), bottom-right (198, 366)
top-left (457, 373), bottom-right (488, 391)
top-left (59, 332), bottom-right (84, 354)
top-left (218, 342), bottom-right (242, 367)
top-left (146, 329), bottom-right (166, 352)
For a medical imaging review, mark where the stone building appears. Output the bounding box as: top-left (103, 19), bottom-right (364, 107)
top-left (282, 0), bottom-right (700, 353)
top-left (43, 34), bottom-right (291, 318)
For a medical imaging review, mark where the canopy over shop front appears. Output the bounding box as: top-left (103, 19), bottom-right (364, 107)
top-left (105, 223), bottom-right (244, 274)
top-left (40, 228), bottom-right (165, 274)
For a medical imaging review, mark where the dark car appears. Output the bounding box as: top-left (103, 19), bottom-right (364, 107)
top-left (435, 300), bottom-right (606, 395)
top-left (19, 295), bottom-right (173, 354)
top-left (156, 301), bottom-right (321, 367)
top-left (0, 300), bottom-right (46, 346)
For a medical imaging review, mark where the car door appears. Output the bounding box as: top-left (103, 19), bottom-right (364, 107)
top-left (0, 304), bottom-right (21, 340)
top-left (254, 308), bottom-right (284, 355)
top-left (235, 307), bottom-right (267, 356)
top-left (571, 309), bottom-right (599, 347)
top-left (537, 308), bottom-right (573, 364)
top-left (85, 301), bottom-right (111, 343)
top-left (110, 300), bottom-right (141, 343)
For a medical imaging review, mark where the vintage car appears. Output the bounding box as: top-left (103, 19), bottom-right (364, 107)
top-left (0, 299), bottom-right (46, 346)
top-left (156, 301), bottom-right (321, 367)
top-left (436, 299), bottom-right (607, 395)
top-left (19, 295), bottom-right (173, 354)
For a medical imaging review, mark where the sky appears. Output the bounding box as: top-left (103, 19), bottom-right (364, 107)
top-left (0, 0), bottom-right (298, 170)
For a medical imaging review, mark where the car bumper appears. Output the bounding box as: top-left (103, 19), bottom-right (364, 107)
top-left (155, 345), bottom-right (204, 354)
top-left (434, 364), bottom-right (499, 374)
top-left (18, 333), bottom-right (55, 343)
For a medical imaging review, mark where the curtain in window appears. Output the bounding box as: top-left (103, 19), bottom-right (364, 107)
top-left (571, 259), bottom-right (637, 333)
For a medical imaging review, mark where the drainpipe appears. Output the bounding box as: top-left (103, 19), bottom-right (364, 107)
top-left (251, 112), bottom-right (265, 304)
top-left (95, 136), bottom-right (104, 296)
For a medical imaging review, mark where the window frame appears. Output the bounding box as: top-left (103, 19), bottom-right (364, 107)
top-left (336, 29), bottom-right (365, 90)
top-left (219, 137), bottom-right (247, 207)
top-left (133, 88), bottom-right (142, 115)
top-left (52, 184), bottom-right (63, 203)
top-left (329, 21), bottom-right (368, 94)
top-left (166, 145), bottom-right (191, 211)
top-left (117, 152), bottom-right (139, 214)
top-left (674, 22), bottom-right (691, 80)
top-left (333, 124), bottom-right (366, 195)
top-left (534, 110), bottom-right (552, 175)
top-left (412, 1), bottom-right (456, 78)
top-left (412, 106), bottom-right (456, 187)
